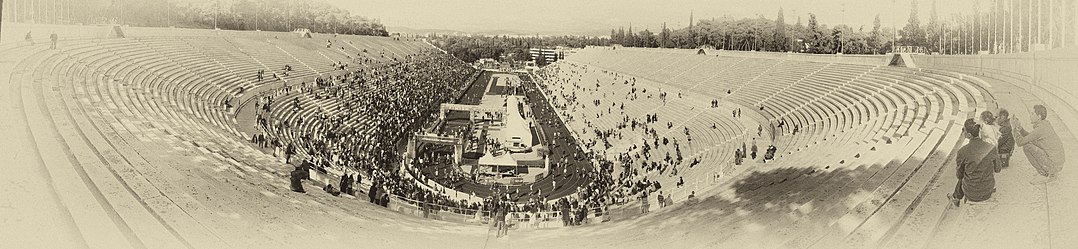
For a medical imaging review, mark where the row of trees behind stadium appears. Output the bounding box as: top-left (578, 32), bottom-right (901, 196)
top-left (434, 0), bottom-right (1073, 63)
top-left (4, 0), bottom-right (388, 36)
top-left (611, 0), bottom-right (1073, 55)
top-left (8, 0), bottom-right (1069, 55)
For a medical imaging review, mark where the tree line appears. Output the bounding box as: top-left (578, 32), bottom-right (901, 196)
top-left (610, 0), bottom-right (1076, 54)
top-left (4, 0), bottom-right (388, 36)
top-left (611, 8), bottom-right (895, 54)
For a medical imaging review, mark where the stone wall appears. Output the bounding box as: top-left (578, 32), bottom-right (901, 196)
top-left (913, 48), bottom-right (1078, 119)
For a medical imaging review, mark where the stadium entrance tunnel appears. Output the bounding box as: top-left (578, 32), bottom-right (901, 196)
top-left (888, 53), bottom-right (918, 68)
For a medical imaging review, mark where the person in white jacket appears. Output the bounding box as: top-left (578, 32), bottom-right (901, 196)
top-left (978, 111), bottom-right (1001, 147)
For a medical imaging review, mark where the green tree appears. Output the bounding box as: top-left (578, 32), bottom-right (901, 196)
top-left (660, 23), bottom-right (672, 48)
top-left (898, 0), bottom-right (928, 48)
top-left (637, 30), bottom-right (658, 47)
top-left (807, 13), bottom-right (830, 53)
top-left (869, 14), bottom-right (883, 54)
top-left (926, 0), bottom-right (941, 52)
top-left (774, 8), bottom-right (787, 52)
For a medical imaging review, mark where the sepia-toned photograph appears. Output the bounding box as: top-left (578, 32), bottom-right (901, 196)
top-left (0, 0), bottom-right (1075, 248)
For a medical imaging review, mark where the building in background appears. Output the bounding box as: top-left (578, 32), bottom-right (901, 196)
top-left (529, 48), bottom-right (560, 64)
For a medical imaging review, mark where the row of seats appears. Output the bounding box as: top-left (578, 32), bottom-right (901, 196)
top-left (5, 33), bottom-right (442, 247)
top-left (549, 47), bottom-right (985, 247)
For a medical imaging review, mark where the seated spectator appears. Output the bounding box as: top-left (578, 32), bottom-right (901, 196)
top-left (290, 166), bottom-right (306, 193)
top-left (948, 119), bottom-right (1000, 207)
top-left (324, 183), bottom-right (341, 196)
top-left (997, 109), bottom-right (1015, 169)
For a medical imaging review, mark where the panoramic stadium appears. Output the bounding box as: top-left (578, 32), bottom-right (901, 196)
top-left (1, 0), bottom-right (1076, 248)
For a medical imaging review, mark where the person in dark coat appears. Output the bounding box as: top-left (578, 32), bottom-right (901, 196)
top-left (741, 142), bottom-right (747, 158)
top-left (339, 174), bottom-right (351, 195)
top-left (380, 191), bottom-right (390, 207)
top-left (368, 183), bottom-right (379, 203)
top-left (346, 174), bottom-right (355, 195)
top-left (949, 119), bottom-right (1000, 207)
top-left (289, 166), bottom-right (306, 193)
top-left (284, 143), bottom-right (295, 164)
top-left (734, 149), bottom-right (743, 165)
top-left (299, 161), bottom-right (312, 180)
top-left (750, 140), bottom-right (758, 160)
top-left (997, 109), bottom-right (1016, 169)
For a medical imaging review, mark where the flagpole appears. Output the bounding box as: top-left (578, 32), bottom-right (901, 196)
top-left (1048, 0), bottom-right (1053, 48)
top-left (1061, 0), bottom-right (1066, 47)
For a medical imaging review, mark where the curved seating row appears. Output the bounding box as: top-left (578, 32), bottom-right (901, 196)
top-left (543, 47), bottom-right (984, 247)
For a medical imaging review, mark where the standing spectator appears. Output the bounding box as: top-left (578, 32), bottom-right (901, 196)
top-left (368, 183), bottom-right (379, 203)
top-left (339, 174), bottom-right (352, 196)
top-left (496, 204), bottom-right (508, 237)
top-left (750, 140), bottom-right (758, 160)
top-left (657, 192), bottom-right (665, 208)
top-left (284, 143), bottom-right (295, 164)
top-left (639, 192), bottom-right (650, 214)
top-left (734, 148), bottom-right (743, 165)
top-left (1013, 105), bottom-right (1066, 185)
top-left (997, 109), bottom-right (1015, 169)
top-left (948, 119), bottom-right (1000, 207)
top-left (25, 31), bottom-right (34, 45)
top-left (50, 32), bottom-right (58, 49)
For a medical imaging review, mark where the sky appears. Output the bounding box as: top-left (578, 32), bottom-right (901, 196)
top-left (329, 0), bottom-right (983, 36)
